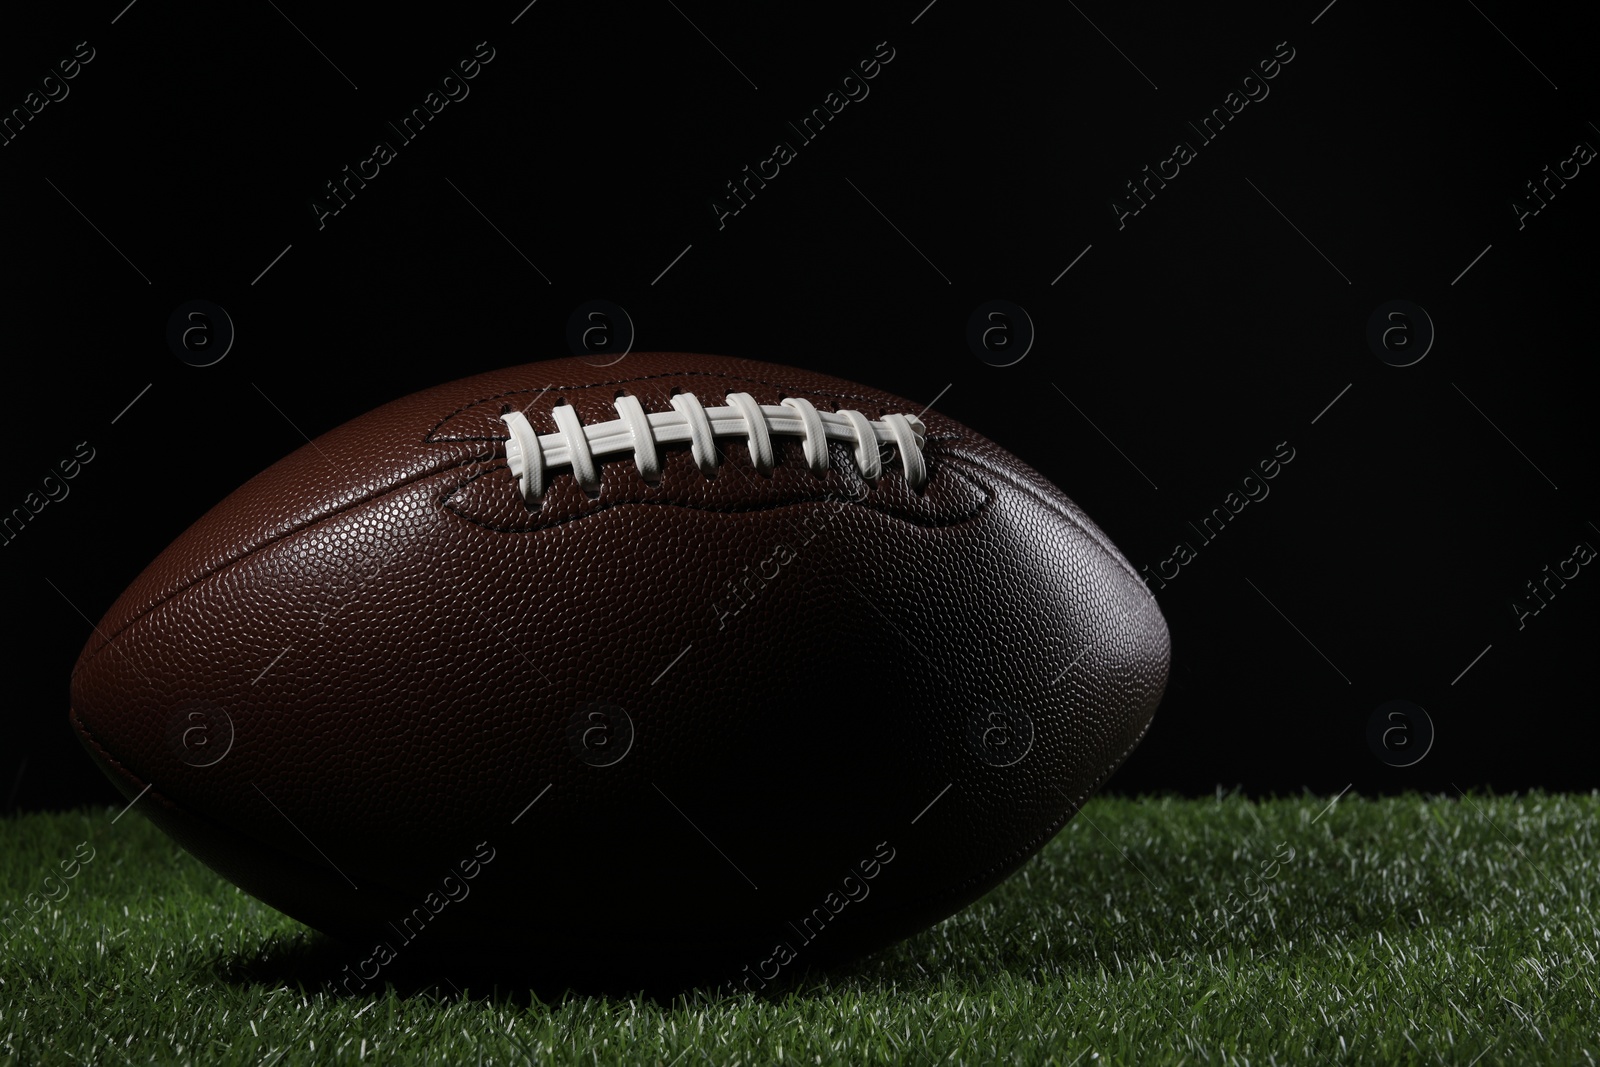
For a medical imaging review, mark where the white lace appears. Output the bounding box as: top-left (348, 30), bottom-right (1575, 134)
top-left (498, 391), bottom-right (928, 500)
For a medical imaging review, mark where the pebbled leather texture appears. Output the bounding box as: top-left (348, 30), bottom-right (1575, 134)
top-left (69, 352), bottom-right (1171, 989)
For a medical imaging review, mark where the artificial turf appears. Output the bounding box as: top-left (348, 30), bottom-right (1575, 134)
top-left (2, 792), bottom-right (1595, 1065)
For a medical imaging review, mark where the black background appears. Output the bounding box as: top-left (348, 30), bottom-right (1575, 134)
top-left (2, 1), bottom-right (1594, 812)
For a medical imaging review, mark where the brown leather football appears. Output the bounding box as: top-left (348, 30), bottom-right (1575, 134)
top-left (69, 352), bottom-right (1170, 989)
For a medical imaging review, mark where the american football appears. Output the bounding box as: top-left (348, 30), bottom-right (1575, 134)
top-left (69, 352), bottom-right (1170, 988)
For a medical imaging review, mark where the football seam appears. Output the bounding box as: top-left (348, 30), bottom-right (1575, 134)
top-left (75, 450), bottom-right (488, 672)
top-left (68, 699), bottom-right (1160, 966)
top-left (82, 364), bottom-right (974, 667)
top-left (78, 439), bottom-right (986, 669)
top-left (439, 458), bottom-right (995, 533)
top-left (423, 369), bottom-right (947, 442)
top-left (939, 702), bottom-right (1160, 906)
top-left (69, 706), bottom-right (191, 820)
top-left (942, 451), bottom-right (1151, 593)
top-left (69, 706), bottom-right (420, 916)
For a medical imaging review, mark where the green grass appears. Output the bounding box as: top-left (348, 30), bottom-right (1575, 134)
top-left (3, 792), bottom-right (1596, 1066)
